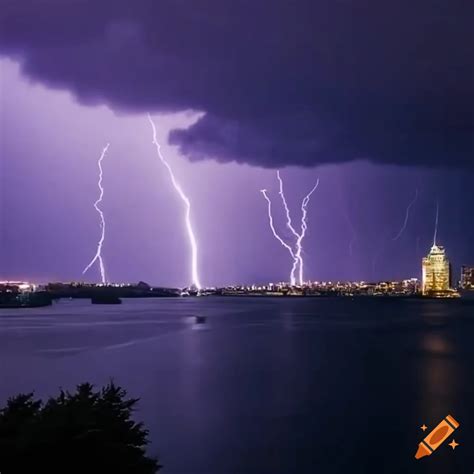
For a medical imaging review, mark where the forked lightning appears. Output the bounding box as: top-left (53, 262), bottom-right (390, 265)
top-left (83, 143), bottom-right (110, 284)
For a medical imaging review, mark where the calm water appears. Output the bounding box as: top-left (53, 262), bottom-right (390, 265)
top-left (0, 297), bottom-right (473, 473)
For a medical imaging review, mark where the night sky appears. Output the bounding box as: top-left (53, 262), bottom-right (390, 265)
top-left (0, 1), bottom-right (472, 287)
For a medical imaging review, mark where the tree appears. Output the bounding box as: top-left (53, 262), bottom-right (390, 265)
top-left (0, 382), bottom-right (161, 473)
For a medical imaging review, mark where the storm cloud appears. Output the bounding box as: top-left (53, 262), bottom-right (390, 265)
top-left (1, 0), bottom-right (472, 167)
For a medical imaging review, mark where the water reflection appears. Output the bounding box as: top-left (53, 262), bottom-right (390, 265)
top-left (414, 306), bottom-right (464, 473)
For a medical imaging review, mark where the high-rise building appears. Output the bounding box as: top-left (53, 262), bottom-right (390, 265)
top-left (460, 265), bottom-right (474, 289)
top-left (422, 244), bottom-right (451, 295)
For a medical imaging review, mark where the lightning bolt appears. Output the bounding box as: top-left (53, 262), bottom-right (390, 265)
top-left (147, 114), bottom-right (202, 290)
top-left (348, 233), bottom-right (356, 257)
top-left (276, 171), bottom-right (319, 285)
top-left (392, 188), bottom-right (418, 241)
top-left (83, 143), bottom-right (110, 284)
top-left (295, 179), bottom-right (320, 285)
top-left (433, 200), bottom-right (439, 246)
top-left (277, 170), bottom-right (300, 240)
top-left (260, 189), bottom-right (298, 286)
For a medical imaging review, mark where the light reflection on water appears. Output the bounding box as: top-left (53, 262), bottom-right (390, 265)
top-left (0, 297), bottom-right (473, 474)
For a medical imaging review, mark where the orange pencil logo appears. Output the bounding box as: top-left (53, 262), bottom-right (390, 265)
top-left (415, 414), bottom-right (460, 459)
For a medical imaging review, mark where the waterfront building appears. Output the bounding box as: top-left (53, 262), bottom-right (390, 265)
top-left (422, 244), bottom-right (451, 295)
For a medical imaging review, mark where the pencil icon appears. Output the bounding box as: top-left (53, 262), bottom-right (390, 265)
top-left (415, 414), bottom-right (459, 459)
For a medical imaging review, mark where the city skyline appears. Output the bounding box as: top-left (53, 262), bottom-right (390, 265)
top-left (1, 0), bottom-right (473, 288)
top-left (1, 238), bottom-right (471, 291)
top-left (0, 71), bottom-right (471, 287)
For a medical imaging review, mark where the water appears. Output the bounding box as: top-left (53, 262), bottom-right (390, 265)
top-left (0, 297), bottom-right (473, 473)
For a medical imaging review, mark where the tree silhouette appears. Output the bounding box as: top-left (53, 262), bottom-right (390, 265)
top-left (0, 382), bottom-right (161, 473)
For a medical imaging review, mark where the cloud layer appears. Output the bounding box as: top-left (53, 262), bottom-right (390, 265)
top-left (1, 0), bottom-right (472, 167)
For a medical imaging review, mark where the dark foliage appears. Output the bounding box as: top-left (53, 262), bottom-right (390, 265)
top-left (0, 382), bottom-right (161, 474)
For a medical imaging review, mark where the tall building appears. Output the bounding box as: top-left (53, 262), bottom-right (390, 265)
top-left (422, 244), bottom-right (451, 295)
top-left (461, 265), bottom-right (474, 289)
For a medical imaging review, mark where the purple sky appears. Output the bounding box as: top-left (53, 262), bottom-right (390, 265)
top-left (1, 59), bottom-right (472, 287)
top-left (0, 0), bottom-right (472, 287)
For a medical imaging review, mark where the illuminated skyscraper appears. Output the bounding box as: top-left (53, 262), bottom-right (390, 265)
top-left (422, 244), bottom-right (451, 295)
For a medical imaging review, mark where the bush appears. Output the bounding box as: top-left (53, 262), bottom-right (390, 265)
top-left (0, 382), bottom-right (161, 473)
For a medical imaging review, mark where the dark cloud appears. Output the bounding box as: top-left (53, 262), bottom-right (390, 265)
top-left (1, 0), bottom-right (473, 167)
